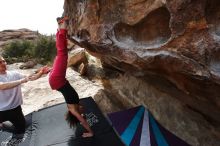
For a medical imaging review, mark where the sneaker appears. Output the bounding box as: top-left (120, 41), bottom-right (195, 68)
top-left (2, 121), bottom-right (15, 131)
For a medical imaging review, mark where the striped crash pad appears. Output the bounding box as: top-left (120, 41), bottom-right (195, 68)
top-left (107, 106), bottom-right (190, 146)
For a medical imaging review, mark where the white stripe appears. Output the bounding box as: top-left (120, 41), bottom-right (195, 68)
top-left (140, 109), bottom-right (151, 146)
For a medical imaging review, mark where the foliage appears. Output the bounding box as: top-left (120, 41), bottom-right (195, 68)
top-left (32, 35), bottom-right (56, 63)
top-left (2, 35), bottom-right (56, 64)
top-left (3, 40), bottom-right (34, 59)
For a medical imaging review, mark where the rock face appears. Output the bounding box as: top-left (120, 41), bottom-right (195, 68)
top-left (0, 29), bottom-right (39, 52)
top-left (63, 0), bottom-right (220, 145)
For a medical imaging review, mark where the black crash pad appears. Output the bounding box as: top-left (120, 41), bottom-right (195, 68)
top-left (0, 97), bottom-right (125, 146)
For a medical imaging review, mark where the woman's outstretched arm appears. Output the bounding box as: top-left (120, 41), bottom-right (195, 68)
top-left (67, 104), bottom-right (94, 137)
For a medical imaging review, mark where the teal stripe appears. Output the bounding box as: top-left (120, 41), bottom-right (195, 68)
top-left (149, 113), bottom-right (169, 146)
top-left (121, 106), bottom-right (145, 146)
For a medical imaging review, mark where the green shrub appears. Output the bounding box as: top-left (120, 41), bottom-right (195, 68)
top-left (2, 35), bottom-right (56, 64)
top-left (3, 40), bottom-right (34, 58)
top-left (31, 35), bottom-right (56, 63)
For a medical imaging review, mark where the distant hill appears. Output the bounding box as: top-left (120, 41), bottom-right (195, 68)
top-left (0, 29), bottom-right (40, 53)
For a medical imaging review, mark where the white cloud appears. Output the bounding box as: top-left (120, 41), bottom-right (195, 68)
top-left (0, 0), bottom-right (64, 35)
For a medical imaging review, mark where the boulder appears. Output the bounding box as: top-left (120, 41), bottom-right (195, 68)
top-left (68, 47), bottom-right (88, 75)
top-left (63, 0), bottom-right (220, 145)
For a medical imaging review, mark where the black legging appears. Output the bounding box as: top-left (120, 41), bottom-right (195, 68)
top-left (0, 105), bottom-right (25, 134)
top-left (57, 81), bottom-right (79, 104)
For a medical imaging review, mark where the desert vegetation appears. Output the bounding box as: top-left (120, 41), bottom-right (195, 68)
top-left (2, 35), bottom-right (56, 64)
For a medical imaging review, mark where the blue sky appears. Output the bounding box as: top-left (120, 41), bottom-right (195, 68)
top-left (0, 0), bottom-right (64, 35)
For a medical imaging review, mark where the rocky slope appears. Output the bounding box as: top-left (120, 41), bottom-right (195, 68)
top-left (0, 29), bottom-right (39, 53)
top-left (7, 63), bottom-right (103, 115)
